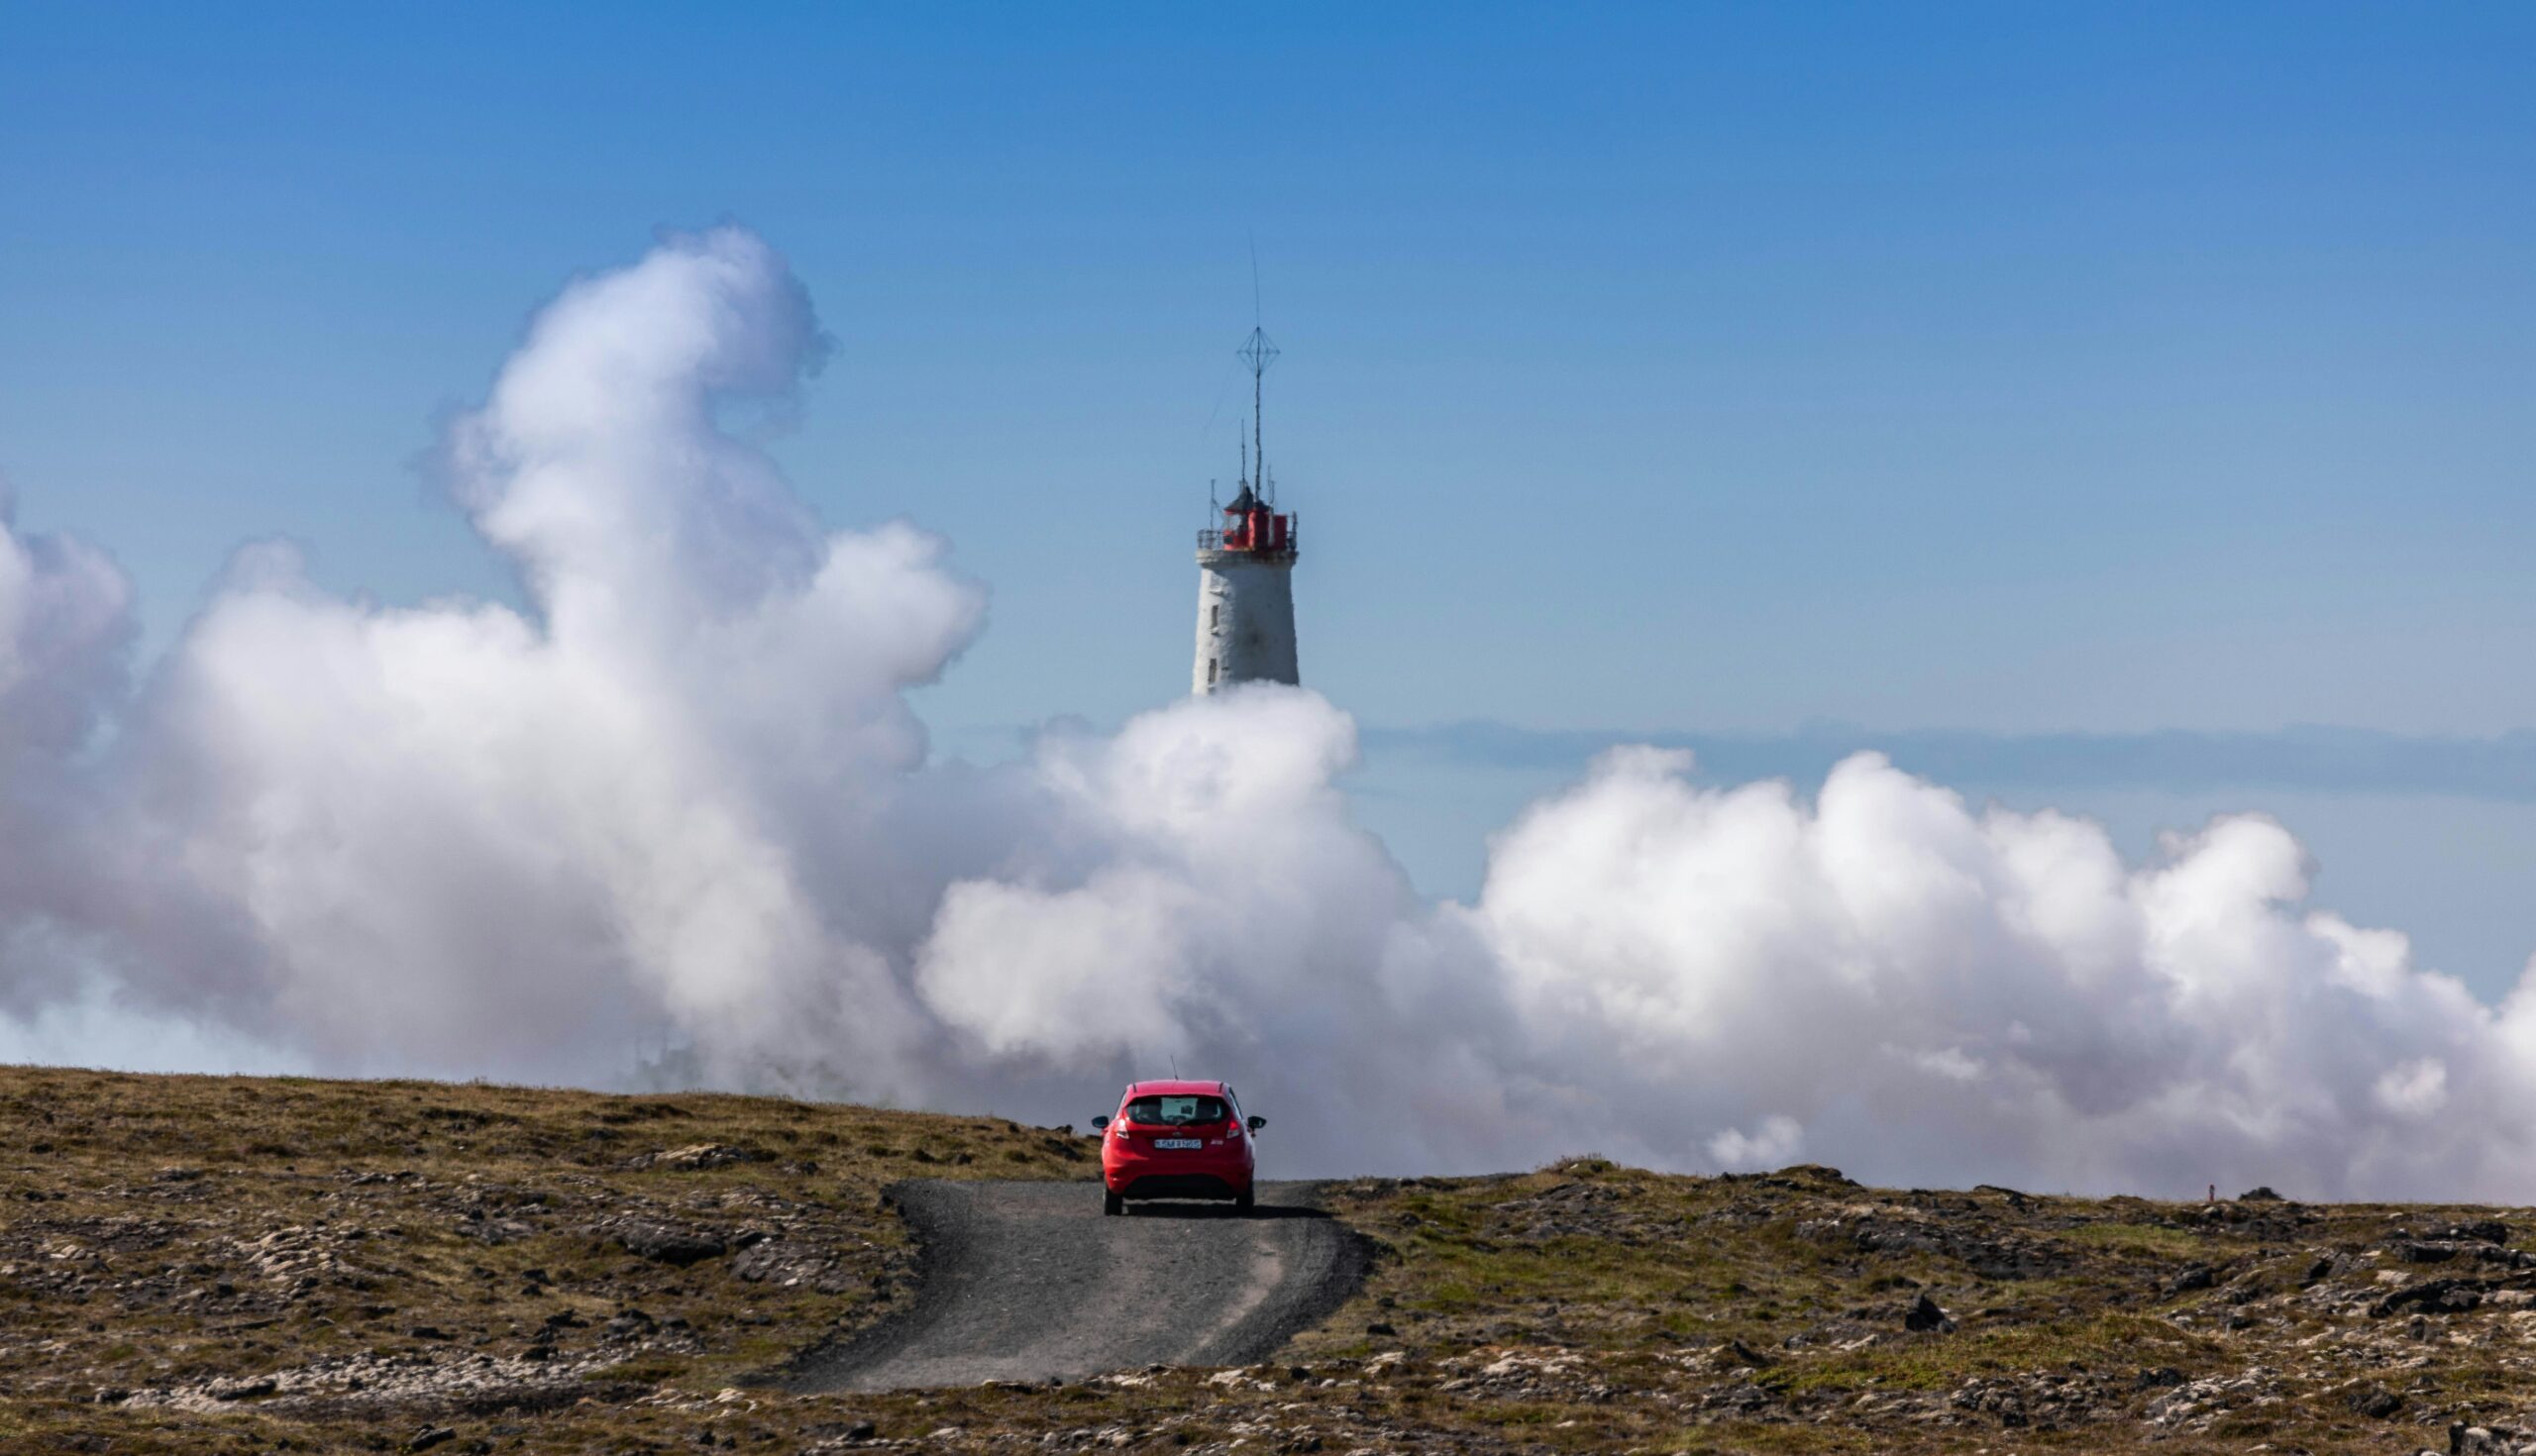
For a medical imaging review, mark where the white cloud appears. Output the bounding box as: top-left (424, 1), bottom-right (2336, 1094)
top-left (4, 229), bottom-right (2535, 1200)
top-left (1709, 1115), bottom-right (1806, 1171)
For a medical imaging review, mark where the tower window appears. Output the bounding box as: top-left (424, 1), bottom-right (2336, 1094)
top-left (1208, 659), bottom-right (1217, 684)
top-left (1211, 604), bottom-right (1219, 628)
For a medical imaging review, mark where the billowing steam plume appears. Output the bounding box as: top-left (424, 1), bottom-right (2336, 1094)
top-left (4, 229), bottom-right (2532, 1199)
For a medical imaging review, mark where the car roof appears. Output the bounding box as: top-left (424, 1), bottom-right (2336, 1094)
top-left (1122, 1080), bottom-right (1229, 1097)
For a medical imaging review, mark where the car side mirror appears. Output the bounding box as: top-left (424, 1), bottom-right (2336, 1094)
top-left (1247, 1115), bottom-right (1266, 1132)
top-left (1091, 1115), bottom-right (1109, 1131)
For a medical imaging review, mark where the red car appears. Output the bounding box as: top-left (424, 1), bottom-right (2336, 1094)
top-left (1093, 1080), bottom-right (1264, 1215)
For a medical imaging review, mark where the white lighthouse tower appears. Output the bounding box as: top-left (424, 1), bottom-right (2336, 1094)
top-left (1192, 327), bottom-right (1300, 694)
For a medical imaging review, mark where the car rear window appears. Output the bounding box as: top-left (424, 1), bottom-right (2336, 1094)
top-left (1120, 1094), bottom-right (1228, 1126)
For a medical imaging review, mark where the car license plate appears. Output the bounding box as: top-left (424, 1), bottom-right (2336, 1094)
top-left (1154, 1137), bottom-right (1203, 1150)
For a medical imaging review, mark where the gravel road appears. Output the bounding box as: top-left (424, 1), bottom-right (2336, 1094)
top-left (785, 1181), bottom-right (1367, 1393)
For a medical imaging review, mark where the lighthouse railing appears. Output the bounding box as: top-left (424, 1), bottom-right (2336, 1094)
top-left (1197, 518), bottom-right (1299, 556)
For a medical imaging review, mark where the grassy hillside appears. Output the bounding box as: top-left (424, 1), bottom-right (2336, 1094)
top-left (1293, 1160), bottom-right (2536, 1452)
top-left (0, 1065), bottom-right (1088, 1453)
top-left (6, 1067), bottom-right (2534, 1453)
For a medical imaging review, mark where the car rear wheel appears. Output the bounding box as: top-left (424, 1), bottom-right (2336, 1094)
top-left (1103, 1191), bottom-right (1123, 1216)
top-left (1235, 1187), bottom-right (1254, 1212)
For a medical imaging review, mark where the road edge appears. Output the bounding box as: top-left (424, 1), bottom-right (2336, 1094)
top-left (765, 1178), bottom-right (1373, 1392)
top-left (754, 1178), bottom-right (979, 1393)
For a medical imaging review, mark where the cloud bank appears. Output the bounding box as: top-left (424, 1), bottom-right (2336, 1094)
top-left (1367, 721), bottom-right (2536, 802)
top-left (6, 228), bottom-right (2535, 1200)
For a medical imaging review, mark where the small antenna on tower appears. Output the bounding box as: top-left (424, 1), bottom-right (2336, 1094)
top-left (1237, 327), bottom-right (1277, 503)
top-left (1239, 237), bottom-right (1279, 505)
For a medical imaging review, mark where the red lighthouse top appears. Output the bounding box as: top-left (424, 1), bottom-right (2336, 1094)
top-left (1201, 482), bottom-right (1296, 558)
top-left (1198, 324), bottom-right (1297, 560)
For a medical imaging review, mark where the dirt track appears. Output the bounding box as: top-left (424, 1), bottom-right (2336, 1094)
top-left (785, 1181), bottom-right (1367, 1393)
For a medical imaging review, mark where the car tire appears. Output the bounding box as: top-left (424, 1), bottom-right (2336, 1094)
top-left (1104, 1191), bottom-right (1123, 1217)
top-left (1235, 1186), bottom-right (1254, 1212)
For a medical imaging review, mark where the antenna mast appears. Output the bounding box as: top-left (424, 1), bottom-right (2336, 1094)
top-left (1239, 237), bottom-right (1278, 502)
top-left (1237, 325), bottom-right (1277, 502)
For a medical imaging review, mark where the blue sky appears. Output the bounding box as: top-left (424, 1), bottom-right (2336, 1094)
top-left (5, 5), bottom-right (2535, 981)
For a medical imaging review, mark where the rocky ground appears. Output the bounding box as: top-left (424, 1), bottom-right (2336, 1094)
top-left (1281, 1161), bottom-right (2536, 1454)
top-left (7, 1068), bottom-right (2536, 1453)
top-left (0, 1066), bottom-right (1083, 1453)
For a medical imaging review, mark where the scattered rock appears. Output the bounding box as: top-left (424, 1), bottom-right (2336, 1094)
top-left (729, 1233), bottom-right (865, 1294)
top-left (1903, 1293), bottom-right (1955, 1333)
top-left (647, 1143), bottom-right (764, 1172)
top-left (2372, 1277), bottom-right (2488, 1318)
top-left (2450, 1424), bottom-right (2531, 1456)
top-left (455, 1213), bottom-right (533, 1245)
top-left (407, 1428), bottom-right (457, 1452)
top-left (1774, 1164), bottom-right (1859, 1188)
top-left (235, 1224), bottom-right (372, 1288)
top-left (1797, 1210), bottom-right (2064, 1281)
top-left (1973, 1184), bottom-right (2031, 1209)
top-left (614, 1222), bottom-right (728, 1267)
top-left (2345, 1386), bottom-right (2403, 1418)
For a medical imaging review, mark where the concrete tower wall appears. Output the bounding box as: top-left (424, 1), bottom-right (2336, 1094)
top-left (1192, 550), bottom-right (1299, 693)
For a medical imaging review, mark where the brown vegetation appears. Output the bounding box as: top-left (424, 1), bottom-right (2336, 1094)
top-left (6, 1068), bottom-right (2533, 1453)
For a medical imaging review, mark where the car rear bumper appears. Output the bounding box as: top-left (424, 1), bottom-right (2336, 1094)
top-left (1103, 1147), bottom-right (1252, 1199)
top-left (1113, 1171), bottom-right (1247, 1201)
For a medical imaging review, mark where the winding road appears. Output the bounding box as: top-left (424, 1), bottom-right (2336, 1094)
top-left (786, 1181), bottom-right (1367, 1393)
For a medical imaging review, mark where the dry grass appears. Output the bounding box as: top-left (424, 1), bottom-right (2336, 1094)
top-left (1281, 1158), bottom-right (2536, 1451)
top-left (0, 1065), bottom-right (1088, 1453)
top-left (6, 1070), bottom-right (2533, 1453)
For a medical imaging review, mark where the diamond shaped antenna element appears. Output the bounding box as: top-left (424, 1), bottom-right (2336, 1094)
top-left (1237, 326), bottom-right (1279, 376)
